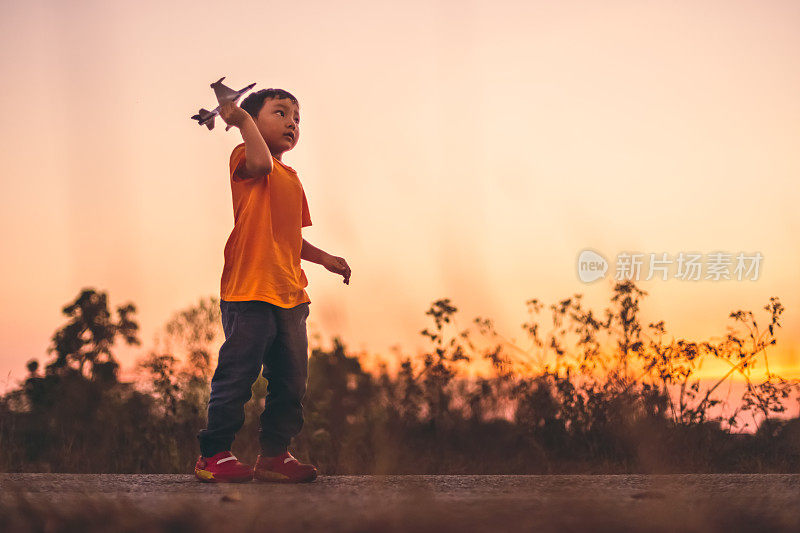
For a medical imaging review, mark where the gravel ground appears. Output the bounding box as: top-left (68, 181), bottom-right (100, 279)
top-left (1, 473), bottom-right (799, 532)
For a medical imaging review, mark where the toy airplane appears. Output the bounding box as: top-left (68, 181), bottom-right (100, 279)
top-left (191, 77), bottom-right (256, 131)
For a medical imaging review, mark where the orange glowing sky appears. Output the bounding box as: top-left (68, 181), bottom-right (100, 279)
top-left (1, 0), bottom-right (799, 391)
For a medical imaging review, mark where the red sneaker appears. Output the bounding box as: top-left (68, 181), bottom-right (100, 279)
top-left (253, 451), bottom-right (318, 483)
top-left (195, 451), bottom-right (254, 483)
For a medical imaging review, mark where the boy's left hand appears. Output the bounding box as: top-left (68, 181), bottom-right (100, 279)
top-left (323, 255), bottom-right (351, 285)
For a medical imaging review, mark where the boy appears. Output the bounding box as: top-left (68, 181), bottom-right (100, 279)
top-left (195, 88), bottom-right (351, 483)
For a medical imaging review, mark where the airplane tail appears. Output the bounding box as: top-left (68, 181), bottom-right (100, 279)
top-left (190, 108), bottom-right (215, 130)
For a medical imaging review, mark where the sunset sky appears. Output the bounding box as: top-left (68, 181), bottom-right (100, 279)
top-left (1, 0), bottom-right (798, 393)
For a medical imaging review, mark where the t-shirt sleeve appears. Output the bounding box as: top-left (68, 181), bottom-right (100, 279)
top-left (301, 188), bottom-right (312, 227)
top-left (230, 144), bottom-right (267, 182)
top-left (230, 144), bottom-right (248, 182)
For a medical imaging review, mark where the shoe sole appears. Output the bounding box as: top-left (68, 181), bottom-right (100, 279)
top-left (254, 469), bottom-right (317, 483)
top-left (195, 468), bottom-right (254, 483)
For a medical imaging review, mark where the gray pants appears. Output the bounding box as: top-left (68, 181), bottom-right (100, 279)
top-left (197, 299), bottom-right (310, 457)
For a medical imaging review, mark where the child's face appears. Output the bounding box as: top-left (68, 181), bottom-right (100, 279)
top-left (255, 97), bottom-right (300, 158)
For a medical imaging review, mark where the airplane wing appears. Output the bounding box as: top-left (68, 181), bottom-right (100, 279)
top-left (211, 77), bottom-right (240, 105)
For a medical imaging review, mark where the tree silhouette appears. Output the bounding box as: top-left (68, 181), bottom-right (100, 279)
top-left (45, 288), bottom-right (140, 381)
top-left (137, 296), bottom-right (222, 416)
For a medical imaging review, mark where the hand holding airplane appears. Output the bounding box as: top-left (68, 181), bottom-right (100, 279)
top-left (191, 77), bottom-right (256, 131)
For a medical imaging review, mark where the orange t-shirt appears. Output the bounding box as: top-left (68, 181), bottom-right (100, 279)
top-left (220, 143), bottom-right (312, 308)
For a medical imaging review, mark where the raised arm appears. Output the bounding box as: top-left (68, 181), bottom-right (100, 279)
top-left (219, 102), bottom-right (273, 177)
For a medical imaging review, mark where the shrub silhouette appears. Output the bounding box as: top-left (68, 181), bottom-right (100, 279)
top-left (1, 281), bottom-right (798, 474)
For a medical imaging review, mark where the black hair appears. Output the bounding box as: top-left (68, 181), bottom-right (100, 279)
top-left (240, 88), bottom-right (299, 120)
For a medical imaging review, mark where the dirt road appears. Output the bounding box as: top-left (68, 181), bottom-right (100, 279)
top-left (1, 473), bottom-right (798, 532)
